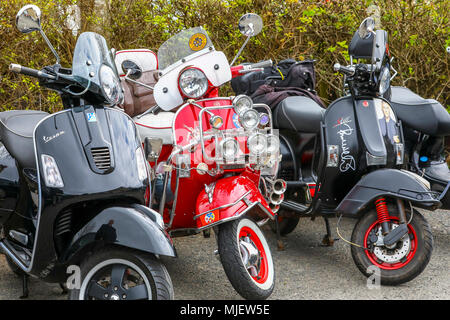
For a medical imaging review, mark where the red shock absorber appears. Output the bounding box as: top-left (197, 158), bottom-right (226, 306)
top-left (375, 197), bottom-right (390, 234)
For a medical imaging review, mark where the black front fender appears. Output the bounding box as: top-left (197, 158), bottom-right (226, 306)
top-left (63, 205), bottom-right (176, 263)
top-left (336, 169), bottom-right (441, 216)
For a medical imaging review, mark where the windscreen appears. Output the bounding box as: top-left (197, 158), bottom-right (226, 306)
top-left (157, 27), bottom-right (214, 70)
top-left (72, 32), bottom-right (122, 104)
top-left (72, 32), bottom-right (116, 89)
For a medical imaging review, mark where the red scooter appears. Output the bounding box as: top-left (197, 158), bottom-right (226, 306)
top-left (115, 13), bottom-right (284, 300)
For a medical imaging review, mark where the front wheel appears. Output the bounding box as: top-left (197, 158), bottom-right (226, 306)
top-left (68, 247), bottom-right (173, 300)
top-left (351, 207), bottom-right (433, 285)
top-left (218, 217), bottom-right (275, 300)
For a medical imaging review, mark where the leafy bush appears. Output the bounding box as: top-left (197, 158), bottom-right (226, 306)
top-left (0, 0), bottom-right (448, 112)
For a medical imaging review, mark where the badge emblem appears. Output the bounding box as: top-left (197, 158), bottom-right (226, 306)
top-left (189, 33), bottom-right (207, 51)
top-left (86, 112), bottom-right (97, 122)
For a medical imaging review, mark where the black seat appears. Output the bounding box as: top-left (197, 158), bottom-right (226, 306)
top-left (389, 86), bottom-right (450, 136)
top-left (0, 110), bottom-right (49, 168)
top-left (273, 96), bottom-right (325, 133)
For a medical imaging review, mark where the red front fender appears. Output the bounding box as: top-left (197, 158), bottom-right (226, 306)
top-left (195, 170), bottom-right (274, 229)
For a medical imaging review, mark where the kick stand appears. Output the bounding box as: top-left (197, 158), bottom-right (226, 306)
top-left (20, 274), bottom-right (29, 299)
top-left (275, 213), bottom-right (285, 251)
top-left (321, 217), bottom-right (338, 247)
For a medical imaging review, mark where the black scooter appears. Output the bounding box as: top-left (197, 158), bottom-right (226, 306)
top-left (264, 18), bottom-right (443, 285)
top-left (347, 28), bottom-right (450, 211)
top-left (0, 5), bottom-right (175, 300)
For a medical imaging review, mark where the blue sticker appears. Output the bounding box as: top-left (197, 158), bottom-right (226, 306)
top-left (232, 113), bottom-right (241, 129)
top-left (86, 112), bottom-right (97, 122)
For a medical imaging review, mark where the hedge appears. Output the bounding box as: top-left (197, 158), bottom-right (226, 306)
top-left (0, 0), bottom-right (448, 113)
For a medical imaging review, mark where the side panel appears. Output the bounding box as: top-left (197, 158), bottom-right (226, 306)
top-left (320, 96), bottom-right (361, 205)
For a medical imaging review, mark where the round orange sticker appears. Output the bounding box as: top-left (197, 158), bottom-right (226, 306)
top-left (189, 33), bottom-right (207, 51)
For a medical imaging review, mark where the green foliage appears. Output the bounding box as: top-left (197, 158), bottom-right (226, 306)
top-left (0, 0), bottom-right (448, 112)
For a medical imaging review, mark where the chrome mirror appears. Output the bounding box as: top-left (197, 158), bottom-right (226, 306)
top-left (231, 13), bottom-right (263, 66)
top-left (358, 17), bottom-right (375, 39)
top-left (16, 4), bottom-right (41, 34)
top-left (238, 13), bottom-right (263, 37)
top-left (16, 4), bottom-right (60, 64)
top-left (122, 60), bottom-right (142, 80)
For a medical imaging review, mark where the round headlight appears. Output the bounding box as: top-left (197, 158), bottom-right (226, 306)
top-left (266, 134), bottom-right (280, 154)
top-left (239, 108), bottom-right (260, 130)
top-left (221, 138), bottom-right (239, 160)
top-left (100, 65), bottom-right (122, 105)
top-left (178, 68), bottom-right (208, 99)
top-left (232, 95), bottom-right (253, 114)
top-left (379, 66), bottom-right (390, 95)
top-left (248, 133), bottom-right (267, 155)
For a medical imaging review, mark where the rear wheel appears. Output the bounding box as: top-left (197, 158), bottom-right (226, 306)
top-left (218, 217), bottom-right (275, 300)
top-left (351, 206), bottom-right (433, 285)
top-left (68, 247), bottom-right (173, 300)
top-left (269, 211), bottom-right (300, 236)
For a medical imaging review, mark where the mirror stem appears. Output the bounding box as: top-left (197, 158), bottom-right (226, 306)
top-left (230, 35), bottom-right (251, 67)
top-left (40, 29), bottom-right (60, 65)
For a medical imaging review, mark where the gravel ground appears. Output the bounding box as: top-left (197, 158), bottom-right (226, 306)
top-left (0, 209), bottom-right (448, 300)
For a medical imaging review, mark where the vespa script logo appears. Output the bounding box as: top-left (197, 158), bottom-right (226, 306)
top-left (43, 130), bottom-right (65, 143)
top-left (333, 117), bottom-right (356, 172)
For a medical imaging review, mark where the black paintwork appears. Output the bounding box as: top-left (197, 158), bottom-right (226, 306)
top-left (336, 169), bottom-right (440, 216)
top-left (63, 204), bottom-right (176, 264)
top-left (0, 107), bottom-right (173, 282)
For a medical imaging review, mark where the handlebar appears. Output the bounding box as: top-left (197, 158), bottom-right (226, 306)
top-left (333, 63), bottom-right (355, 76)
top-left (9, 63), bottom-right (55, 80)
top-left (230, 59), bottom-right (273, 78)
top-left (249, 59), bottom-right (273, 69)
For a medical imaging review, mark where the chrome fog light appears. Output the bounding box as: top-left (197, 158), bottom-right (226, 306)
top-left (248, 133), bottom-right (267, 155)
top-left (232, 94), bottom-right (253, 114)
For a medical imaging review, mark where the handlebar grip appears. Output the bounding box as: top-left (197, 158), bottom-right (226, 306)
top-left (333, 63), bottom-right (355, 76)
top-left (250, 59), bottom-right (273, 69)
top-left (9, 63), bottom-right (55, 80)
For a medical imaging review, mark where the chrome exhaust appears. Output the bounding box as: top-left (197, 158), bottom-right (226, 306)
top-left (272, 179), bottom-right (287, 195)
top-left (269, 191), bottom-right (284, 205)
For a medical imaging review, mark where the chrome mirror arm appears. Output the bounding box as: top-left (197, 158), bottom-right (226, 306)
top-left (124, 70), bottom-right (154, 91)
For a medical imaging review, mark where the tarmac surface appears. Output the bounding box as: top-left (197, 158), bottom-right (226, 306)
top-left (0, 209), bottom-right (448, 300)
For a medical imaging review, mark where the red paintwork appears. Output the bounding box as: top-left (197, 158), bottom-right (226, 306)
top-left (195, 169), bottom-right (272, 229)
top-left (166, 98), bottom-right (271, 230)
top-left (147, 63), bottom-right (273, 232)
top-left (230, 65), bottom-right (244, 78)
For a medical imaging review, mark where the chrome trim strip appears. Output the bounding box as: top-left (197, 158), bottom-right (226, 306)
top-left (193, 191), bottom-right (251, 220)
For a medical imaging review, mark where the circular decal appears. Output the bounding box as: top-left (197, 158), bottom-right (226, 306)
top-left (204, 211), bottom-right (215, 224)
top-left (189, 33), bottom-right (207, 51)
top-left (232, 113), bottom-right (241, 128)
